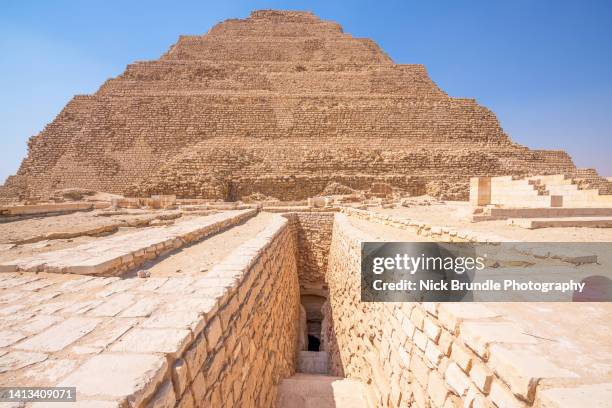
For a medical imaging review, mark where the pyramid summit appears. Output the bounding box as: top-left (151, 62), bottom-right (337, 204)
top-left (0, 9), bottom-right (579, 202)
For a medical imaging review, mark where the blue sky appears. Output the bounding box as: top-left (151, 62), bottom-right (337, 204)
top-left (1, 0), bottom-right (611, 183)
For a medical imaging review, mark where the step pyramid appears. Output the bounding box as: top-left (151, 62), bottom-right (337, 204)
top-left (1, 10), bottom-right (577, 203)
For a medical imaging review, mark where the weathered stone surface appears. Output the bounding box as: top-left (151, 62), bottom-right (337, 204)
top-left (110, 328), bottom-right (191, 357)
top-left (0, 331), bottom-right (25, 348)
top-left (0, 351), bottom-right (47, 373)
top-left (459, 322), bottom-right (537, 358)
top-left (146, 380), bottom-right (176, 408)
top-left (538, 383), bottom-right (612, 408)
top-left (488, 345), bottom-right (578, 401)
top-left (16, 317), bottom-right (101, 352)
top-left (58, 353), bottom-right (167, 406)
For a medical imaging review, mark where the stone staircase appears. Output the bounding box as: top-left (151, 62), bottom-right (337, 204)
top-left (276, 373), bottom-right (369, 408)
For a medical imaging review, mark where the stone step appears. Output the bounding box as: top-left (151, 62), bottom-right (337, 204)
top-left (297, 351), bottom-right (329, 374)
top-left (276, 373), bottom-right (368, 408)
top-left (508, 216), bottom-right (612, 229)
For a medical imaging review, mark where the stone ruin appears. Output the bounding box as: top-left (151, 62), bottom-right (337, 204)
top-left (0, 9), bottom-right (591, 205)
top-left (0, 9), bottom-right (611, 408)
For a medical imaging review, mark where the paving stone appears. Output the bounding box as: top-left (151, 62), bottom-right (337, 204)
top-left (73, 319), bottom-right (136, 354)
top-left (61, 299), bottom-right (104, 315)
top-left (0, 330), bottom-right (25, 347)
top-left (120, 298), bottom-right (160, 318)
top-left (0, 351), bottom-right (48, 373)
top-left (58, 353), bottom-right (167, 407)
top-left (141, 310), bottom-right (204, 334)
top-left (0, 304), bottom-right (27, 316)
top-left (538, 382), bottom-right (612, 408)
top-left (0, 291), bottom-right (28, 303)
top-left (22, 358), bottom-right (78, 384)
top-left (16, 317), bottom-right (101, 352)
top-left (20, 315), bottom-right (63, 334)
top-left (88, 293), bottom-right (136, 317)
top-left (110, 328), bottom-right (191, 357)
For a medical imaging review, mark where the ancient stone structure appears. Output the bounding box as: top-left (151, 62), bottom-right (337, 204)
top-left (1, 9), bottom-right (611, 408)
top-left (0, 10), bottom-right (580, 203)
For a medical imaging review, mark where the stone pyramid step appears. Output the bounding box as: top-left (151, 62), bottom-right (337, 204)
top-left (276, 373), bottom-right (368, 408)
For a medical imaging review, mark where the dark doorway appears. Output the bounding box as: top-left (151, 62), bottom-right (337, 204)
top-left (307, 335), bottom-right (320, 351)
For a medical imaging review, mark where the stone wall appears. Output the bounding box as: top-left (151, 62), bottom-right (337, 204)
top-left (284, 212), bottom-right (334, 291)
top-left (325, 213), bottom-right (535, 407)
top-left (170, 216), bottom-right (301, 407)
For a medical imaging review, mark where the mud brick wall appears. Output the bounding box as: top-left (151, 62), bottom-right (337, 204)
top-left (1, 10), bottom-right (580, 203)
top-left (325, 214), bottom-right (536, 407)
top-left (284, 212), bottom-right (334, 290)
top-left (172, 216), bottom-right (301, 407)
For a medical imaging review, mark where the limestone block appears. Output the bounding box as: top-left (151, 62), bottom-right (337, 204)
top-left (450, 343), bottom-right (473, 373)
top-left (16, 317), bottom-right (101, 352)
top-left (411, 354), bottom-right (431, 388)
top-left (437, 304), bottom-right (499, 334)
top-left (110, 328), bottom-right (191, 358)
top-left (459, 322), bottom-right (537, 358)
top-left (171, 358), bottom-right (191, 398)
top-left (0, 350), bottom-right (48, 373)
top-left (146, 380), bottom-right (176, 408)
top-left (538, 383), bottom-right (612, 408)
top-left (424, 318), bottom-right (442, 343)
top-left (445, 362), bottom-right (471, 397)
top-left (489, 380), bottom-right (526, 408)
top-left (58, 353), bottom-right (167, 407)
top-left (427, 371), bottom-right (449, 408)
top-left (468, 362), bottom-right (493, 394)
top-left (488, 345), bottom-right (578, 402)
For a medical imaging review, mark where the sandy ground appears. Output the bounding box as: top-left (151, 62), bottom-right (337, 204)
top-left (370, 200), bottom-right (612, 242)
top-left (135, 212), bottom-right (279, 277)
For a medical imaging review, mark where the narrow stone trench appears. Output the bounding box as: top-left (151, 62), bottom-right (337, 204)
top-left (277, 213), bottom-right (369, 407)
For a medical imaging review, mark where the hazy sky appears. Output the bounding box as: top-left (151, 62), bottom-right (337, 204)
top-left (1, 0), bottom-right (611, 183)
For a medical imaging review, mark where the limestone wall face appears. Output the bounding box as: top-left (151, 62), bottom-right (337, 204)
top-left (171, 217), bottom-right (301, 407)
top-left (284, 212), bottom-right (334, 291)
top-left (325, 214), bottom-right (530, 407)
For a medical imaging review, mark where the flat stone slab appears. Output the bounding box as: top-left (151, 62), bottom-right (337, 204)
top-left (0, 209), bottom-right (255, 275)
top-left (58, 353), bottom-right (168, 406)
top-left (508, 216), bottom-right (612, 229)
top-left (0, 202), bottom-right (93, 217)
top-left (473, 207), bottom-right (612, 222)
